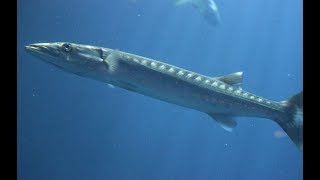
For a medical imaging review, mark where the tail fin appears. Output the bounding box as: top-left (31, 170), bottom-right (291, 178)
top-left (277, 92), bottom-right (303, 151)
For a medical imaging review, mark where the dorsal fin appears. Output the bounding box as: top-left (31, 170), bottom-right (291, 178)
top-left (213, 72), bottom-right (243, 87)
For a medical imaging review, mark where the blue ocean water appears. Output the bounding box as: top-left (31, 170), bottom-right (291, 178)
top-left (17, 0), bottom-right (303, 179)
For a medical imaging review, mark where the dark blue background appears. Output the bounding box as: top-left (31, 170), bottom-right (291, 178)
top-left (18, 0), bottom-right (302, 179)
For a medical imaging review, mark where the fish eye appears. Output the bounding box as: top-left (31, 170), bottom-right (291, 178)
top-left (62, 43), bottom-right (72, 52)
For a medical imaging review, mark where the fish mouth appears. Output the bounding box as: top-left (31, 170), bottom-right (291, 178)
top-left (25, 44), bottom-right (48, 55)
top-left (25, 44), bottom-right (41, 54)
top-left (25, 43), bottom-right (60, 57)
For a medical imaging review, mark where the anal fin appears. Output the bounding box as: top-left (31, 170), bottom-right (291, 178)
top-left (208, 113), bottom-right (237, 132)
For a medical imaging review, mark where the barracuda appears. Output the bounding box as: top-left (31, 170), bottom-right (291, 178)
top-left (25, 42), bottom-right (303, 151)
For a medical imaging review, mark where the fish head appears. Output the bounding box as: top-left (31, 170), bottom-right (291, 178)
top-left (25, 42), bottom-right (104, 75)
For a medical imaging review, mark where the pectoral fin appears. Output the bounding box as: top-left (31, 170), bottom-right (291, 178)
top-left (103, 51), bottom-right (121, 72)
top-left (208, 113), bottom-right (237, 132)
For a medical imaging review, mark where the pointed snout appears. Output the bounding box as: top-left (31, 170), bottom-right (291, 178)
top-left (25, 43), bottom-right (51, 52)
top-left (25, 43), bottom-right (60, 57)
top-left (25, 44), bottom-right (40, 52)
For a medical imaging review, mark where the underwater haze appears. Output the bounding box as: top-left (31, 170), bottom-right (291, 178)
top-left (18, 0), bottom-right (303, 179)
